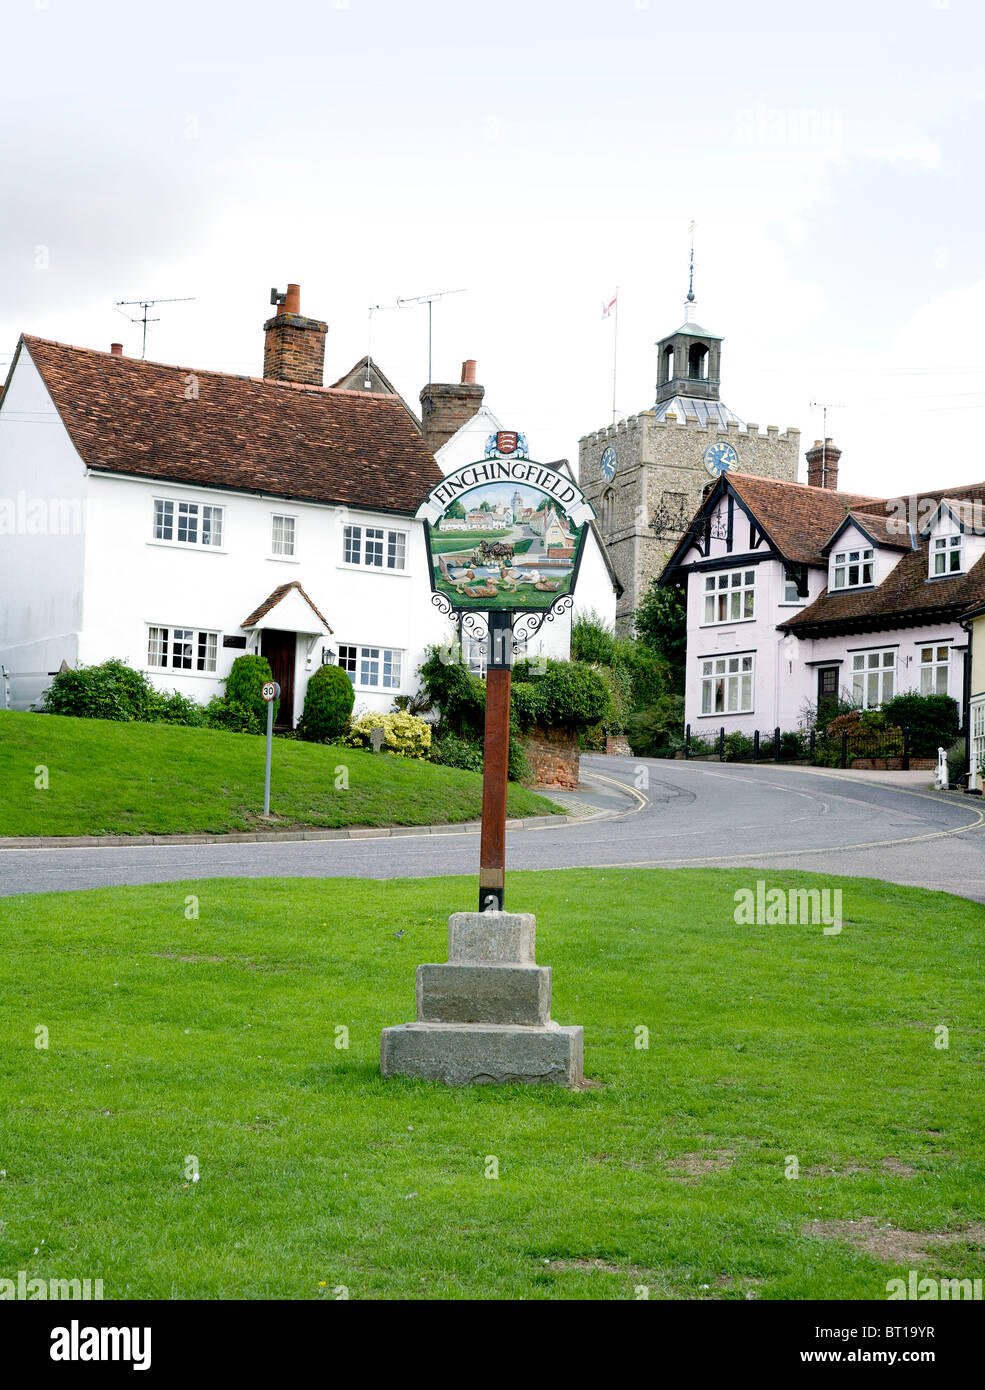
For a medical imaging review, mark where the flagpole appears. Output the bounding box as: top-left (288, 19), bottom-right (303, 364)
top-left (611, 286), bottom-right (619, 425)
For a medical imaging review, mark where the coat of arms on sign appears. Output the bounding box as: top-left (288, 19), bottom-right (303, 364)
top-left (484, 430), bottom-right (529, 459)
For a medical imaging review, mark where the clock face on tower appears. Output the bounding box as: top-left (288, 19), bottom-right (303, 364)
top-left (703, 441), bottom-right (738, 478)
top-left (599, 445), bottom-right (617, 481)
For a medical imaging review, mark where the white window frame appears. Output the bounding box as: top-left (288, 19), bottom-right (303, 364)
top-left (850, 648), bottom-right (896, 709)
top-left (699, 653), bottom-right (754, 716)
top-left (152, 497), bottom-right (224, 549)
top-left (782, 575), bottom-right (804, 605)
top-left (336, 643), bottom-right (403, 690)
top-left (931, 534), bottom-right (962, 577)
top-left (971, 697), bottom-right (985, 789)
top-left (341, 523), bottom-right (408, 572)
top-left (271, 513), bottom-right (297, 558)
top-left (702, 568), bottom-right (756, 626)
top-left (832, 546), bottom-right (873, 590)
top-left (146, 624), bottom-right (219, 675)
top-left (919, 644), bottom-right (950, 696)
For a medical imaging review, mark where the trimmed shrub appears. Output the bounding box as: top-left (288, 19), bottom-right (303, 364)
top-left (881, 692), bottom-right (960, 756)
top-left (429, 731), bottom-right (484, 773)
top-left (42, 658), bottom-right (157, 722)
top-left (202, 697), bottom-right (263, 735)
top-left (344, 711), bottom-right (432, 759)
top-left (511, 658), bottom-right (609, 730)
top-left (779, 730), bottom-right (807, 762)
top-left (722, 731), bottom-right (754, 763)
top-left (298, 663), bottom-right (355, 743)
top-left (509, 681), bottom-right (543, 729)
top-left (147, 689), bottom-right (206, 726)
top-left (223, 654), bottom-right (277, 727)
top-left (508, 733), bottom-right (531, 785)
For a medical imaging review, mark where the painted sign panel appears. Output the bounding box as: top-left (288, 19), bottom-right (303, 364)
top-left (417, 450), bottom-right (596, 612)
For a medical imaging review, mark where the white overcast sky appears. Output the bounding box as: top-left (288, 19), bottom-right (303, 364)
top-left (1, 0), bottom-right (982, 498)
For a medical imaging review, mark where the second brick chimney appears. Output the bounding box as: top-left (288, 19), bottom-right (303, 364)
top-left (806, 438), bottom-right (842, 490)
top-left (263, 283), bottom-right (328, 386)
top-left (419, 360), bottom-right (484, 453)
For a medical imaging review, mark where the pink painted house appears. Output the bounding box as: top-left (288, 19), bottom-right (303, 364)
top-left (660, 442), bottom-right (985, 737)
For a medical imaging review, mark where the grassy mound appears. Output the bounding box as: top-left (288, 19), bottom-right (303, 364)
top-left (0, 710), bottom-right (558, 837)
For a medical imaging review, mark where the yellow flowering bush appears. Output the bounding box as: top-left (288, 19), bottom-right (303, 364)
top-left (343, 710), bottom-right (432, 759)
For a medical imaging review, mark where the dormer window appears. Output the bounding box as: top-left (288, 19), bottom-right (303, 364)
top-left (832, 547), bottom-right (873, 590)
top-left (931, 535), bottom-right (962, 576)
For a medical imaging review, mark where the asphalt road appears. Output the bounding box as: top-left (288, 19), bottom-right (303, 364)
top-left (2, 756), bottom-right (984, 902)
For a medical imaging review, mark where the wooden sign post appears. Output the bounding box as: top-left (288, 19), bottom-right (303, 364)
top-left (478, 611), bottom-right (512, 912)
top-left (379, 439), bottom-right (595, 1087)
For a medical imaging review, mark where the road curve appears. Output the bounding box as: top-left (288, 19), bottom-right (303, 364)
top-left (1, 756), bottom-right (984, 902)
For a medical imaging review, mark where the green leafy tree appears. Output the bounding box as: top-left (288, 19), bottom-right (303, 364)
top-left (570, 610), bottom-right (617, 666)
top-left (633, 579), bottom-right (686, 694)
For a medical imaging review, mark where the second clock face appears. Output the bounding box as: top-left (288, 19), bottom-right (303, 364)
top-left (704, 441), bottom-right (738, 477)
top-left (599, 445), bottom-right (617, 481)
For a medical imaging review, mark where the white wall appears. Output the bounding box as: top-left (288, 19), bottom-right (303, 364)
top-left (0, 349), bottom-right (87, 708)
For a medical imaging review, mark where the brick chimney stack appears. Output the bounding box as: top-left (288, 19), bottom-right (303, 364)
top-left (110, 343), bottom-right (123, 357)
top-left (419, 360), bottom-right (484, 452)
top-left (263, 283), bottom-right (328, 386)
top-left (806, 438), bottom-right (842, 490)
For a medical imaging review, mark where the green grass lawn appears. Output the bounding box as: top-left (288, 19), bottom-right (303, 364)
top-left (0, 710), bottom-right (558, 837)
top-left (0, 868), bottom-right (982, 1300)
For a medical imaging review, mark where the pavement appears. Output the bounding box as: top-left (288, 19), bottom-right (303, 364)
top-left (1, 756), bottom-right (984, 903)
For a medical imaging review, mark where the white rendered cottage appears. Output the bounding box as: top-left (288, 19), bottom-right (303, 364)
top-left (0, 287), bottom-right (453, 722)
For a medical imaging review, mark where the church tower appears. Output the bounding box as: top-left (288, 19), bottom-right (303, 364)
top-left (579, 251), bottom-right (799, 630)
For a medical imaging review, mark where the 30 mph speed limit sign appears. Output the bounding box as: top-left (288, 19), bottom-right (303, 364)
top-left (261, 681), bottom-right (280, 702)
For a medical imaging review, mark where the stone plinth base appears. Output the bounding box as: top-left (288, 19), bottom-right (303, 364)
top-left (417, 962), bottom-right (551, 1025)
top-left (380, 1021), bottom-right (583, 1087)
top-left (380, 910), bottom-right (584, 1088)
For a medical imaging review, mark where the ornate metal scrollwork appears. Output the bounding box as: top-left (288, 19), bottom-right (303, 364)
top-left (509, 593), bottom-right (574, 653)
top-left (460, 611), bottom-right (490, 646)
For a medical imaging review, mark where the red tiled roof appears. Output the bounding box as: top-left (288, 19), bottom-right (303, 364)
top-left (20, 336), bottom-right (442, 515)
top-left (241, 582), bottom-right (332, 632)
top-left (727, 473), bottom-right (885, 565)
top-left (782, 548), bottom-right (985, 634)
top-left (828, 510), bottom-right (911, 552)
top-left (665, 471), bottom-right (985, 636)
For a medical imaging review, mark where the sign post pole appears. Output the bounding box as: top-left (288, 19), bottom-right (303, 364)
top-left (380, 440), bottom-right (594, 1087)
top-left (261, 680), bottom-right (280, 817)
top-left (478, 611), bottom-right (513, 913)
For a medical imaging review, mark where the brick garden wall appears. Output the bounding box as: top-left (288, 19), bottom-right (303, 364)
top-left (523, 724), bottom-right (580, 790)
